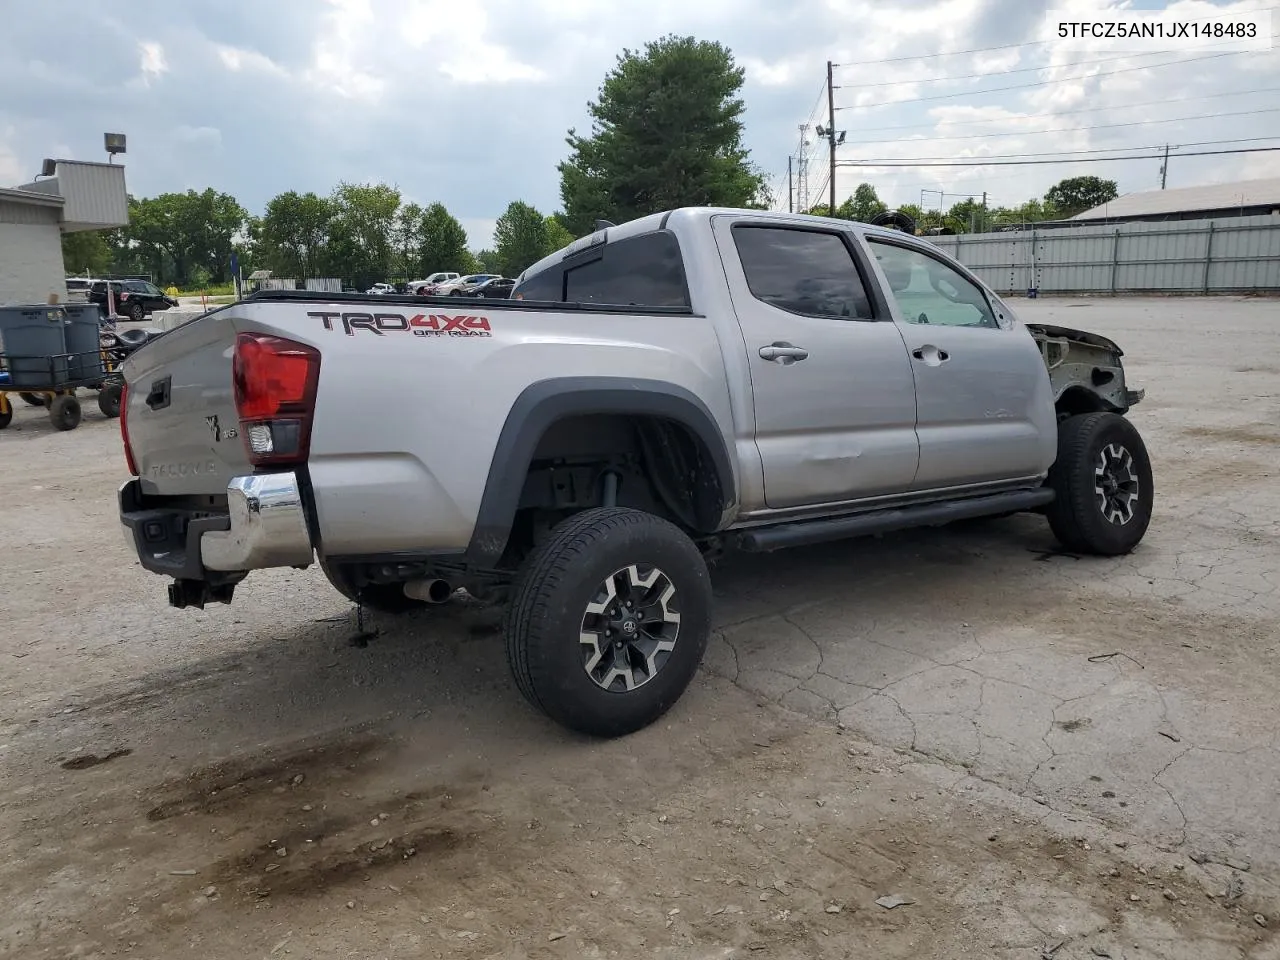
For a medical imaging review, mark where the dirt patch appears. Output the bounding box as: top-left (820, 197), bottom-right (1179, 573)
top-left (1182, 424), bottom-right (1280, 447)
top-left (144, 733), bottom-right (386, 822)
top-left (59, 748), bottom-right (132, 770)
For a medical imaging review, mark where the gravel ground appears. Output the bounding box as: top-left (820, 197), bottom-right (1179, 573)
top-left (0, 296), bottom-right (1277, 959)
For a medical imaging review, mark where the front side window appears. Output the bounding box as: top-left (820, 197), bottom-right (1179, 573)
top-left (732, 226), bottom-right (874, 320)
top-left (868, 240), bottom-right (998, 329)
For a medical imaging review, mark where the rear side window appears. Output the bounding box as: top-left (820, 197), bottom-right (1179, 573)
top-left (516, 231), bottom-right (690, 308)
top-left (732, 226), bottom-right (874, 320)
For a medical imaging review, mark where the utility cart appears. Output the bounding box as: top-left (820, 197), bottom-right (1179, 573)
top-left (0, 304), bottom-right (123, 431)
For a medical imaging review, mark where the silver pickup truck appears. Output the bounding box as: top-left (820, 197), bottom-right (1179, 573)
top-left (117, 207), bottom-right (1151, 738)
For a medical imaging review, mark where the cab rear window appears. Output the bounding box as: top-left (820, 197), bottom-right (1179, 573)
top-left (515, 230), bottom-right (690, 308)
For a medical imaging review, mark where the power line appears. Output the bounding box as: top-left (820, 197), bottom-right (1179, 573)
top-left (836, 145), bottom-right (1280, 168)
top-left (844, 136), bottom-right (1280, 164)
top-left (830, 3), bottom-right (1277, 68)
top-left (835, 51), bottom-right (1250, 111)
top-left (836, 84), bottom-right (1280, 134)
top-left (839, 40), bottom-right (1254, 91)
top-left (849, 106), bottom-right (1280, 147)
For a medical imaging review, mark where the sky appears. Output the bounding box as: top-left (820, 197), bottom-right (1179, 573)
top-left (1, 0), bottom-right (1277, 249)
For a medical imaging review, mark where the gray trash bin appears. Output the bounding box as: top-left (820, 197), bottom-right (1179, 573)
top-left (63, 303), bottom-right (105, 382)
top-left (0, 306), bottom-right (68, 389)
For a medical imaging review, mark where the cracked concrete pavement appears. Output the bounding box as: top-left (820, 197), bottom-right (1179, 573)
top-left (706, 295), bottom-right (1280, 876)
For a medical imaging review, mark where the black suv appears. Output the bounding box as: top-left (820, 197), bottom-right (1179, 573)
top-left (89, 280), bottom-right (178, 321)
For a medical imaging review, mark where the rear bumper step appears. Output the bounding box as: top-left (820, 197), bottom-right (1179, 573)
top-left (119, 471), bottom-right (314, 580)
top-left (734, 488), bottom-right (1056, 553)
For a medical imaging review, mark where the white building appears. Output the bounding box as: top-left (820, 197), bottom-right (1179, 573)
top-left (1, 159), bottom-right (130, 305)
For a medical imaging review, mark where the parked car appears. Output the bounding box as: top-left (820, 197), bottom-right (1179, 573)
top-left (88, 279), bottom-right (178, 322)
top-left (407, 272), bottom-right (461, 295)
top-left (116, 206), bottom-right (1151, 740)
top-left (435, 274), bottom-right (498, 296)
top-left (468, 277), bottom-right (515, 299)
top-left (366, 283), bottom-right (396, 295)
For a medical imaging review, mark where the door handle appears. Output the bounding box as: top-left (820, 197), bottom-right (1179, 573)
top-left (911, 345), bottom-right (950, 365)
top-left (759, 342), bottom-right (809, 363)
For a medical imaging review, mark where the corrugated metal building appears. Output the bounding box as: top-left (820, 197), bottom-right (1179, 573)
top-left (1, 159), bottom-right (129, 305)
top-left (1072, 176), bottom-right (1280, 223)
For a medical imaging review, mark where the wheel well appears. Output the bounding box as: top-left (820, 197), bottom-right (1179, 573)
top-left (500, 413), bottom-right (727, 566)
top-left (1055, 385), bottom-right (1116, 421)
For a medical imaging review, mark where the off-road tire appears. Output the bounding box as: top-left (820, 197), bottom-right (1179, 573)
top-left (97, 383), bottom-right (123, 418)
top-left (504, 507), bottom-right (712, 738)
top-left (1047, 412), bottom-right (1153, 556)
top-left (319, 558), bottom-right (433, 614)
top-left (48, 394), bottom-right (82, 431)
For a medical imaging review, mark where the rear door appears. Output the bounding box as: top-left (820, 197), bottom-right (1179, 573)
top-left (713, 217), bottom-right (920, 510)
top-left (860, 235), bottom-right (1056, 490)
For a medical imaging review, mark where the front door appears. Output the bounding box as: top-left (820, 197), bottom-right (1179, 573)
top-left (860, 236), bottom-right (1057, 491)
top-left (713, 217), bottom-right (920, 510)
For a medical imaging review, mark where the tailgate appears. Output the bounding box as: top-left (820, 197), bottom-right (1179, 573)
top-left (123, 314), bottom-right (250, 497)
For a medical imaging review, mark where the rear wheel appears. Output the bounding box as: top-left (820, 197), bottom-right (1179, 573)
top-left (97, 383), bottom-right (123, 418)
top-left (319, 559), bottom-right (431, 614)
top-left (504, 507), bottom-right (712, 738)
top-left (48, 394), bottom-right (82, 431)
top-left (1047, 412), bottom-right (1153, 555)
top-left (129, 303), bottom-right (145, 322)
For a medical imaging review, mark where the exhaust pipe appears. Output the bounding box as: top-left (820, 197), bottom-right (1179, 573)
top-left (403, 579), bottom-right (454, 604)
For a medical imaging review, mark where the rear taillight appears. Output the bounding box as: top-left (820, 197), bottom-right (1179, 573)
top-left (120, 381), bottom-right (139, 475)
top-left (232, 333), bottom-right (321, 466)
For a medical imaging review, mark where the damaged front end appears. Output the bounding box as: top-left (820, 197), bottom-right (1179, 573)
top-left (1026, 323), bottom-right (1145, 416)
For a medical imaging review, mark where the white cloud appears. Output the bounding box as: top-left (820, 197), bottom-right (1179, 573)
top-left (139, 41), bottom-right (168, 79)
top-left (0, 0), bottom-right (1275, 235)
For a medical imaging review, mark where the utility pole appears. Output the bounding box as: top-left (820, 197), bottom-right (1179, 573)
top-left (796, 124), bottom-right (811, 213)
top-left (1160, 143), bottom-right (1170, 189)
top-left (981, 190), bottom-right (987, 233)
top-left (827, 60), bottom-right (837, 216)
top-left (788, 155), bottom-right (794, 213)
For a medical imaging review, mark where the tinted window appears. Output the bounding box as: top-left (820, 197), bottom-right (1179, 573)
top-left (514, 265), bottom-right (564, 301)
top-left (560, 231), bottom-right (689, 307)
top-left (868, 241), bottom-right (997, 328)
top-left (733, 226), bottom-right (873, 320)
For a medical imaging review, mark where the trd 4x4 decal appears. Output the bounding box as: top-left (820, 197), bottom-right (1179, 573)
top-left (310, 311), bottom-right (492, 338)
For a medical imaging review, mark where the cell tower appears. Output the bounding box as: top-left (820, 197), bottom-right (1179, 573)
top-left (796, 123), bottom-right (812, 213)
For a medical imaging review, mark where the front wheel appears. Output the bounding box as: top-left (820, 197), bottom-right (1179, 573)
top-left (1047, 412), bottom-right (1153, 555)
top-left (504, 507), bottom-right (712, 738)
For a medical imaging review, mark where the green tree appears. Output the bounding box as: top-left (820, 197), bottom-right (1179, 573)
top-left (61, 230), bottom-right (112, 274)
top-left (558, 35), bottom-right (768, 235)
top-left (112, 189), bottom-right (247, 285)
top-left (494, 201), bottom-right (554, 277)
top-left (393, 202), bottom-right (426, 278)
top-left (808, 184), bottom-right (886, 223)
top-left (474, 248), bottom-right (500, 273)
top-left (1044, 176), bottom-right (1117, 218)
top-left (258, 191), bottom-right (335, 278)
top-left (545, 215), bottom-right (574, 254)
top-left (326, 182), bottom-right (401, 288)
top-left (418, 202), bottom-right (472, 275)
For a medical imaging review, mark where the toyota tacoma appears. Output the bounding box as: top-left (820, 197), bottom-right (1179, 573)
top-left (116, 207), bottom-right (1152, 738)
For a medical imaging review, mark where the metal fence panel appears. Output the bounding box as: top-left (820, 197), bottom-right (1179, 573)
top-left (924, 214), bottom-right (1280, 294)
